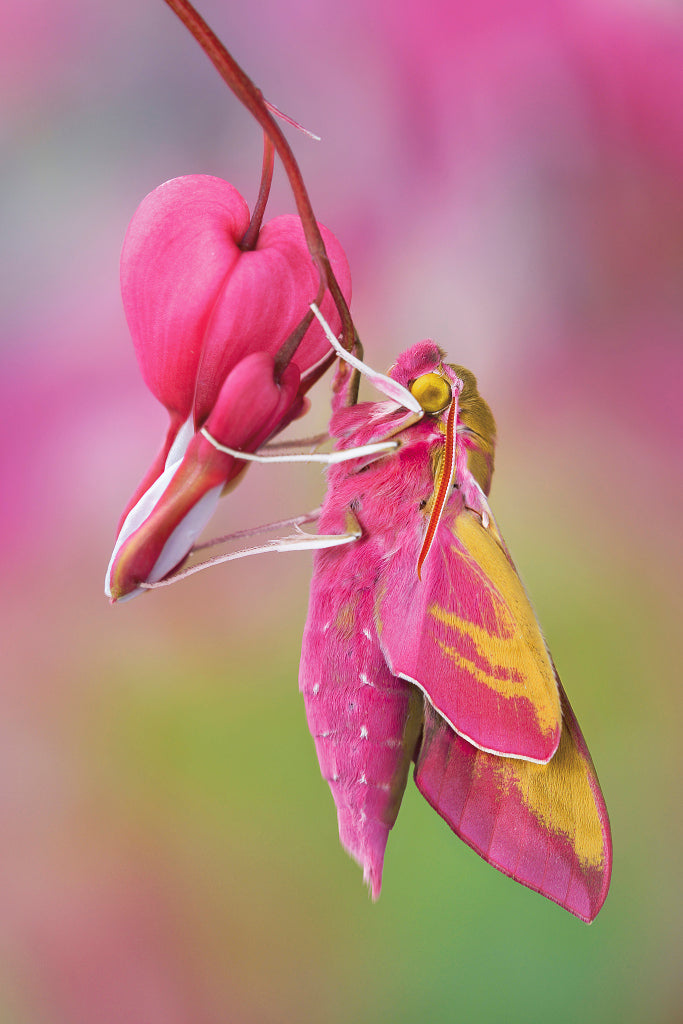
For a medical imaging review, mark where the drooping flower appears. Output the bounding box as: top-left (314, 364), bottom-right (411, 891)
top-left (105, 174), bottom-right (351, 601)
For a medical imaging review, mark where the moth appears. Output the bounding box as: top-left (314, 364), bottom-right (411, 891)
top-left (297, 309), bottom-right (612, 922)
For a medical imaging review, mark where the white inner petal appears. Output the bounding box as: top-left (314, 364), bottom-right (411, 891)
top-left (165, 413), bottom-right (195, 467)
top-left (104, 414), bottom-right (197, 599)
top-left (146, 485), bottom-right (222, 584)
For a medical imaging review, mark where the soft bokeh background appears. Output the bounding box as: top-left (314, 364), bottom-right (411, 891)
top-left (2, 1), bottom-right (682, 1021)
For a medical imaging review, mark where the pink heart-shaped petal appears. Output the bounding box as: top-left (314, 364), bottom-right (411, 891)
top-left (121, 175), bottom-right (352, 426)
top-left (120, 175), bottom-right (251, 420)
top-left (195, 214), bottom-right (351, 423)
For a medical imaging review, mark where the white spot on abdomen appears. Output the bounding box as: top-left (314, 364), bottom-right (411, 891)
top-left (360, 725), bottom-right (368, 739)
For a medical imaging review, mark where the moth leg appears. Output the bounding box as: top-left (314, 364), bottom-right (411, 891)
top-left (463, 478), bottom-right (493, 528)
top-left (310, 303), bottom-right (424, 414)
top-left (192, 509), bottom-right (321, 552)
top-left (259, 432), bottom-right (330, 452)
top-left (453, 447), bottom-right (494, 529)
top-left (200, 427), bottom-right (398, 465)
top-left (455, 469), bottom-right (513, 556)
top-left (141, 510), bottom-right (361, 589)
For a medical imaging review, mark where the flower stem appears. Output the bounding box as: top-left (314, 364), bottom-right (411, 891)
top-left (240, 133), bottom-right (274, 251)
top-left (162, 0), bottom-right (355, 353)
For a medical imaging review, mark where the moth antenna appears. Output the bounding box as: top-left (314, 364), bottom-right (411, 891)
top-left (200, 427), bottom-right (398, 465)
top-left (310, 303), bottom-right (423, 414)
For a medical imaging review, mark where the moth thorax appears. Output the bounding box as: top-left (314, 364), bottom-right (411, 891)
top-left (448, 363), bottom-right (497, 493)
top-left (409, 372), bottom-right (452, 414)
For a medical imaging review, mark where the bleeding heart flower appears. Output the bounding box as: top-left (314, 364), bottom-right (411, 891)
top-left (105, 174), bottom-right (351, 601)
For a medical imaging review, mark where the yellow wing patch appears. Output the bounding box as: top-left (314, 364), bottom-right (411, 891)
top-left (481, 716), bottom-right (607, 869)
top-left (428, 511), bottom-right (561, 740)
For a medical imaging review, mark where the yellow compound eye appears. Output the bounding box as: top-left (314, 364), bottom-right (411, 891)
top-left (409, 372), bottom-right (452, 413)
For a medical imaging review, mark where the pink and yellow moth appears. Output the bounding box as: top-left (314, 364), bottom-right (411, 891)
top-left (294, 307), bottom-right (612, 923)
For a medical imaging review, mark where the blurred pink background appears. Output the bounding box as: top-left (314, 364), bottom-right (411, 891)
top-left (2, 1), bottom-right (682, 1021)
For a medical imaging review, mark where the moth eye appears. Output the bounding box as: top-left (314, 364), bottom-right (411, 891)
top-left (409, 372), bottom-right (452, 414)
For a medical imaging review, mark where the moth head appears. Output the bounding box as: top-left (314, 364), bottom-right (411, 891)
top-left (389, 344), bottom-right (497, 494)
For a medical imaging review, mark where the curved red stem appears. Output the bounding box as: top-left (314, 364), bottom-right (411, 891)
top-left (163, 0), bottom-right (355, 354)
top-left (240, 133), bottom-right (274, 251)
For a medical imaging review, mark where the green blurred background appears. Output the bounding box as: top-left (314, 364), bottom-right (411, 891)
top-left (2, 1), bottom-right (682, 1021)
